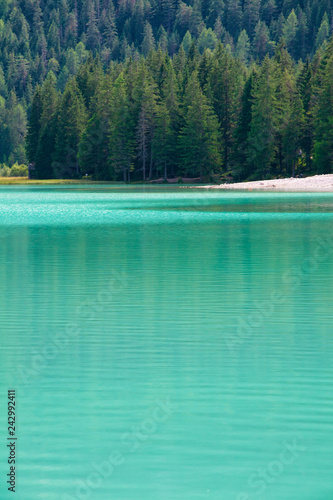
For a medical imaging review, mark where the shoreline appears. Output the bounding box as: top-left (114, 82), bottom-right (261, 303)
top-left (0, 178), bottom-right (112, 185)
top-left (1, 174), bottom-right (333, 191)
top-left (198, 174), bottom-right (333, 192)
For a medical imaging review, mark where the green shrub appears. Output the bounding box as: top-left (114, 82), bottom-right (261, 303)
top-left (0, 163), bottom-right (29, 177)
top-left (9, 163), bottom-right (28, 177)
top-left (0, 164), bottom-right (10, 177)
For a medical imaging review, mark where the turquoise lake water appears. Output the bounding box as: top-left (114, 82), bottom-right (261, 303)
top-left (0, 185), bottom-right (333, 500)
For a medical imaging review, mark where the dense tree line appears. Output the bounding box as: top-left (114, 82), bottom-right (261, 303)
top-left (25, 39), bottom-right (333, 181)
top-left (0, 0), bottom-right (333, 169)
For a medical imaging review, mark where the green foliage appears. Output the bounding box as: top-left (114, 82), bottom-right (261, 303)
top-left (315, 13), bottom-right (330, 51)
top-left (178, 71), bottom-right (221, 178)
top-left (0, 162), bottom-right (28, 177)
top-left (109, 72), bottom-right (135, 181)
top-left (247, 56), bottom-right (278, 177)
top-left (26, 85), bottom-right (42, 164)
top-left (197, 28), bottom-right (218, 54)
top-left (236, 30), bottom-right (251, 65)
top-left (208, 43), bottom-right (244, 169)
top-left (7, 0), bottom-right (333, 182)
top-left (8, 162), bottom-right (28, 176)
top-left (232, 70), bottom-right (255, 179)
top-left (313, 54), bottom-right (333, 173)
top-left (53, 79), bottom-right (87, 178)
top-left (23, 37), bottom-right (333, 182)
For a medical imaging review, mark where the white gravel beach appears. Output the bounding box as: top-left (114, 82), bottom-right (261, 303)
top-left (201, 174), bottom-right (333, 192)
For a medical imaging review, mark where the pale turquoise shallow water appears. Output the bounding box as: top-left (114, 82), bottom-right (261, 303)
top-left (0, 185), bottom-right (333, 500)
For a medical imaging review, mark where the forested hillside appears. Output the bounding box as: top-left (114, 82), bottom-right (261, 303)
top-left (1, 0), bottom-right (333, 179)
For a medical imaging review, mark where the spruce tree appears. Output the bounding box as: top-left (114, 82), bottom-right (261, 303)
top-left (141, 22), bottom-right (156, 57)
top-left (313, 54), bottom-right (333, 173)
top-left (297, 58), bottom-right (315, 171)
top-left (236, 30), bottom-right (251, 65)
top-left (136, 76), bottom-right (158, 180)
top-left (53, 78), bottom-right (87, 178)
top-left (78, 73), bottom-right (114, 180)
top-left (247, 56), bottom-right (278, 178)
top-left (109, 72), bottom-right (135, 182)
top-left (153, 100), bottom-right (173, 179)
top-left (179, 71), bottom-right (221, 179)
top-left (34, 74), bottom-right (59, 178)
top-left (26, 85), bottom-right (43, 165)
top-left (232, 70), bottom-right (256, 179)
top-left (208, 43), bottom-right (244, 170)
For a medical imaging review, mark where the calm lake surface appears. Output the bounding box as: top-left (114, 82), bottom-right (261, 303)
top-left (0, 185), bottom-right (333, 500)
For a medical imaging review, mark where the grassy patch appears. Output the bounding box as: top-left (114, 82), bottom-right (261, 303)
top-left (0, 177), bottom-right (112, 185)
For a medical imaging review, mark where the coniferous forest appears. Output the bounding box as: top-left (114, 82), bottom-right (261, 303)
top-left (1, 0), bottom-right (333, 179)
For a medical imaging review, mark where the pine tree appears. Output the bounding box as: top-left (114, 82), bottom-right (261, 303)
top-left (197, 28), bottom-right (218, 54)
top-left (295, 11), bottom-right (309, 60)
top-left (297, 58), bottom-right (315, 171)
top-left (53, 78), bottom-right (87, 178)
top-left (283, 9), bottom-right (298, 52)
top-left (247, 56), bottom-right (278, 178)
top-left (161, 0), bottom-right (175, 33)
top-left (34, 73), bottom-right (59, 178)
top-left (75, 54), bottom-right (102, 109)
top-left (225, 0), bottom-right (242, 40)
top-left (86, 0), bottom-right (100, 52)
top-left (141, 21), bottom-right (155, 57)
top-left (153, 100), bottom-right (173, 179)
top-left (236, 30), bottom-right (251, 65)
top-left (283, 91), bottom-right (305, 176)
top-left (135, 68), bottom-right (159, 180)
top-left (2, 91), bottom-right (27, 164)
top-left (100, 2), bottom-right (118, 50)
top-left (109, 72), bottom-right (135, 181)
top-left (232, 70), bottom-right (256, 179)
top-left (179, 71), bottom-right (221, 179)
top-left (78, 73), bottom-right (113, 179)
top-left (158, 26), bottom-right (169, 52)
top-left (253, 21), bottom-right (271, 60)
top-left (181, 31), bottom-right (192, 54)
top-left (273, 41), bottom-right (296, 175)
top-left (315, 13), bottom-right (330, 51)
top-left (208, 43), bottom-right (244, 170)
top-left (243, 0), bottom-right (261, 39)
top-left (161, 60), bottom-right (181, 174)
top-left (78, 114), bottom-right (108, 179)
top-left (313, 54), bottom-right (333, 173)
top-left (26, 85), bottom-right (43, 165)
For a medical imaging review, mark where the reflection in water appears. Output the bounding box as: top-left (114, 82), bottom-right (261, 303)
top-left (0, 187), bottom-right (332, 500)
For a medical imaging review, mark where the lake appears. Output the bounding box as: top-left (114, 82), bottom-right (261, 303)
top-left (0, 185), bottom-right (332, 500)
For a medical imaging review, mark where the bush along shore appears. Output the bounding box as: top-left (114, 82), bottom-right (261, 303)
top-left (0, 163), bottom-right (28, 178)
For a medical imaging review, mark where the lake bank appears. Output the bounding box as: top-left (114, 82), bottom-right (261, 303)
top-left (0, 177), bottom-right (112, 185)
top-left (199, 174), bottom-right (333, 191)
top-left (3, 174), bottom-right (333, 191)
